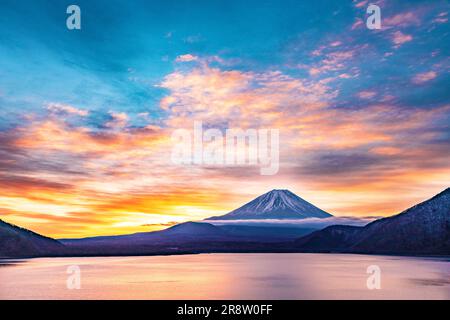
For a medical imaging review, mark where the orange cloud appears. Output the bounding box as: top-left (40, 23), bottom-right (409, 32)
top-left (15, 119), bottom-right (167, 154)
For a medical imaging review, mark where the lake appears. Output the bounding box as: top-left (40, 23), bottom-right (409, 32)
top-left (0, 253), bottom-right (448, 299)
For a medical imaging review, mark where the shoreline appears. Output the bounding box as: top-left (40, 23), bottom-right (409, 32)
top-left (2, 250), bottom-right (449, 261)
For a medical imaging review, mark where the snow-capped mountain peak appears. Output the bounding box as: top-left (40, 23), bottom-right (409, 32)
top-left (207, 189), bottom-right (332, 220)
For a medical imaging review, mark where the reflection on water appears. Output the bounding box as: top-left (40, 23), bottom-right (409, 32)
top-left (410, 277), bottom-right (450, 287)
top-left (0, 253), bottom-right (448, 299)
top-left (0, 260), bottom-right (29, 268)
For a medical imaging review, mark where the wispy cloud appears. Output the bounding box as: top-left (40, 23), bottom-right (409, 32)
top-left (175, 54), bottom-right (198, 62)
top-left (207, 216), bottom-right (377, 228)
top-left (47, 103), bottom-right (89, 117)
top-left (391, 31), bottom-right (413, 47)
top-left (357, 90), bottom-right (377, 99)
top-left (384, 11), bottom-right (421, 28)
top-left (412, 71), bottom-right (437, 84)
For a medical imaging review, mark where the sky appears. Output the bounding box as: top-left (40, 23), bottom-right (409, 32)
top-left (0, 0), bottom-right (449, 238)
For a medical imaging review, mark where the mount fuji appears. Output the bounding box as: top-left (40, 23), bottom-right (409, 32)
top-left (206, 189), bottom-right (332, 220)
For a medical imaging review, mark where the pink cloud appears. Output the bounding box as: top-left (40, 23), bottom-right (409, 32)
top-left (311, 47), bottom-right (324, 57)
top-left (329, 41), bottom-right (342, 47)
top-left (354, 0), bottom-right (368, 8)
top-left (351, 19), bottom-right (364, 30)
top-left (160, 65), bottom-right (334, 128)
top-left (106, 111), bottom-right (128, 129)
top-left (357, 91), bottom-right (377, 99)
top-left (412, 71), bottom-right (437, 84)
top-left (175, 54), bottom-right (198, 62)
top-left (309, 68), bottom-right (321, 76)
top-left (47, 103), bottom-right (88, 117)
top-left (338, 73), bottom-right (353, 79)
top-left (308, 49), bottom-right (358, 76)
top-left (391, 31), bottom-right (413, 47)
top-left (433, 17), bottom-right (448, 23)
top-left (433, 11), bottom-right (448, 23)
top-left (384, 12), bottom-right (421, 28)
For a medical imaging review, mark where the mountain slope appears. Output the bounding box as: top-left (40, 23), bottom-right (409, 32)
top-left (61, 221), bottom-right (319, 256)
top-left (61, 222), bottom-right (232, 248)
top-left (0, 219), bottom-right (64, 257)
top-left (294, 188), bottom-right (450, 255)
top-left (294, 225), bottom-right (364, 252)
top-left (220, 225), bottom-right (317, 241)
top-left (61, 222), bottom-right (315, 246)
top-left (207, 189), bottom-right (332, 220)
top-left (61, 221), bottom-right (281, 255)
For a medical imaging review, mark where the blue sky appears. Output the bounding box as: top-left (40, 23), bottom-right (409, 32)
top-left (2, 0), bottom-right (447, 129)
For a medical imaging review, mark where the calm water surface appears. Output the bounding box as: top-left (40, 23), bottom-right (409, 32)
top-left (0, 253), bottom-right (448, 299)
